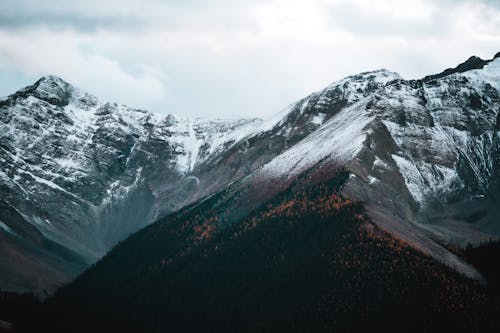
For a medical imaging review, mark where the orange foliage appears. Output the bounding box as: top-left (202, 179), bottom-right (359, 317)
top-left (193, 216), bottom-right (219, 241)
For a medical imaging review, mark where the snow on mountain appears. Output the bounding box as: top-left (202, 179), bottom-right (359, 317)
top-left (0, 76), bottom-right (264, 294)
top-left (1, 75), bottom-right (262, 188)
top-left (260, 57), bottom-right (500, 212)
top-left (0, 75), bottom-right (262, 204)
top-left (243, 55), bottom-right (500, 278)
top-left (262, 97), bottom-right (374, 178)
top-left (256, 69), bottom-right (402, 178)
top-left (2, 54), bottom-right (500, 294)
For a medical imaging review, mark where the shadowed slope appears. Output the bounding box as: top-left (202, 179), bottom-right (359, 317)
top-left (15, 172), bottom-right (500, 332)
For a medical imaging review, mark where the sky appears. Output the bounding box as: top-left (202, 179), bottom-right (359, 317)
top-left (0, 0), bottom-right (499, 119)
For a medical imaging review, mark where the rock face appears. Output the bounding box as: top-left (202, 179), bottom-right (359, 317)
top-left (250, 55), bottom-right (500, 278)
top-left (1, 54), bottom-right (500, 294)
top-left (0, 76), bottom-right (264, 294)
top-left (342, 57), bottom-right (500, 248)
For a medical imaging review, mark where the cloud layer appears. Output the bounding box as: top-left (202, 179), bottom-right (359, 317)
top-left (1, 0), bottom-right (499, 118)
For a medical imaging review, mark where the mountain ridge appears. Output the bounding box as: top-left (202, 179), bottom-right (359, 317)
top-left (1, 53), bottom-right (500, 295)
top-left (23, 165), bottom-right (500, 333)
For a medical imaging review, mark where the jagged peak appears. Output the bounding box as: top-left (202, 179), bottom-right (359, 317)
top-left (318, 68), bottom-right (401, 101)
top-left (330, 69), bottom-right (402, 90)
top-left (347, 68), bottom-right (401, 81)
top-left (35, 74), bottom-right (69, 85)
top-left (31, 75), bottom-right (75, 96)
top-left (360, 68), bottom-right (398, 76)
top-left (422, 55), bottom-right (490, 82)
top-left (8, 75), bottom-right (94, 107)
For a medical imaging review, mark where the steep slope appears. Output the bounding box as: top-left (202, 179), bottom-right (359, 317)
top-left (0, 69), bottom-right (399, 294)
top-left (155, 53), bottom-right (500, 278)
top-left (254, 54), bottom-right (500, 277)
top-left (21, 170), bottom-right (500, 332)
top-left (341, 56), bottom-right (500, 262)
top-left (3, 53), bottom-right (500, 295)
top-left (0, 76), bottom-right (264, 293)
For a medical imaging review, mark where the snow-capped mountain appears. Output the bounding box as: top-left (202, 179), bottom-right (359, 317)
top-left (184, 53), bottom-right (500, 278)
top-left (0, 76), bottom-right (264, 294)
top-left (250, 53), bottom-right (500, 278)
top-left (2, 53), bottom-right (500, 294)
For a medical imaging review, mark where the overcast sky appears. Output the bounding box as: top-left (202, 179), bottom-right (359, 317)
top-left (0, 0), bottom-right (499, 118)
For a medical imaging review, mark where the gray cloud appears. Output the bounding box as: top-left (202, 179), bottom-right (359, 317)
top-left (326, 3), bottom-right (451, 38)
top-left (451, 0), bottom-right (500, 8)
top-left (0, 13), bottom-right (147, 32)
top-left (0, 0), bottom-right (261, 33)
top-left (0, 0), bottom-right (499, 118)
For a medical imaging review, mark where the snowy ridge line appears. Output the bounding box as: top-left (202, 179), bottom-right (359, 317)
top-left (262, 97), bottom-right (374, 178)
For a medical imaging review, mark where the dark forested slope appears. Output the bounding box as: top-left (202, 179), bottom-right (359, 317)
top-left (12, 171), bottom-right (500, 332)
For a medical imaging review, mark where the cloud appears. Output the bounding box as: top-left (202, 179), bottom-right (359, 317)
top-left (0, 0), bottom-right (499, 118)
top-left (0, 0), bottom-right (261, 33)
top-left (0, 0), bottom-right (139, 32)
top-left (0, 29), bottom-right (169, 112)
top-left (325, 0), bottom-right (450, 38)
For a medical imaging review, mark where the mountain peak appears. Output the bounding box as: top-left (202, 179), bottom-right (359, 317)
top-left (422, 55), bottom-right (489, 82)
top-left (14, 75), bottom-right (80, 106)
top-left (32, 75), bottom-right (73, 94)
top-left (36, 74), bottom-right (68, 84)
top-left (345, 68), bottom-right (402, 85)
top-left (34, 74), bottom-right (70, 88)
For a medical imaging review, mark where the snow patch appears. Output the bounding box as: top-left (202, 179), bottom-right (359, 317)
top-left (53, 157), bottom-right (82, 170)
top-left (262, 98), bottom-right (373, 178)
top-left (19, 169), bottom-right (81, 201)
top-left (373, 157), bottom-right (389, 170)
top-left (391, 154), bottom-right (426, 203)
top-left (0, 221), bottom-right (17, 236)
top-left (311, 113), bottom-right (326, 125)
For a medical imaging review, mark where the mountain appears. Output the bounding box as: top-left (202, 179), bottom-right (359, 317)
top-left (0, 76), bottom-right (265, 294)
top-left (19, 169), bottom-right (500, 332)
top-left (2, 53), bottom-right (500, 301)
top-left (246, 54), bottom-right (500, 278)
top-left (0, 69), bottom-right (405, 294)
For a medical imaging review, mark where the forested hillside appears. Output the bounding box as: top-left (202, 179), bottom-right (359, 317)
top-left (11, 171), bottom-right (500, 332)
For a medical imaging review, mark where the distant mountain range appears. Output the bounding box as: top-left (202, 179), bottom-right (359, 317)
top-left (2, 53), bottom-right (500, 331)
